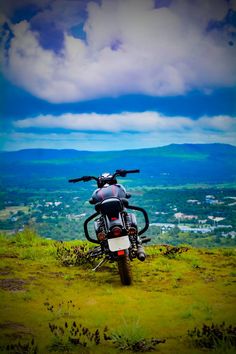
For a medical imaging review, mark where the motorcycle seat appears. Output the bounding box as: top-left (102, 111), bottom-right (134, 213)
top-left (96, 197), bottom-right (123, 217)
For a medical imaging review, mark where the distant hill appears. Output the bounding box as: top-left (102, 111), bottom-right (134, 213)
top-left (0, 143), bottom-right (236, 188)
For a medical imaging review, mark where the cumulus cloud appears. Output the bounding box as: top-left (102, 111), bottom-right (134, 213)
top-left (1, 0), bottom-right (236, 102)
top-left (13, 111), bottom-right (236, 133)
top-left (13, 111), bottom-right (193, 132)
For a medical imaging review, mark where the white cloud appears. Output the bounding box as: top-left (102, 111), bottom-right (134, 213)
top-left (13, 111), bottom-right (192, 132)
top-left (1, 0), bottom-right (235, 102)
top-left (2, 126), bottom-right (236, 151)
top-left (13, 111), bottom-right (236, 134)
top-left (7, 111), bottom-right (235, 151)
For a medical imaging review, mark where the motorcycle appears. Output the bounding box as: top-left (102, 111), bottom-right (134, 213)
top-left (68, 169), bottom-right (150, 285)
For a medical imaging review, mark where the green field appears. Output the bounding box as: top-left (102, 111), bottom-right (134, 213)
top-left (0, 230), bottom-right (235, 353)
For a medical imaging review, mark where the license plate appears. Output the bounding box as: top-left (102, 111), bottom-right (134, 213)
top-left (108, 236), bottom-right (130, 252)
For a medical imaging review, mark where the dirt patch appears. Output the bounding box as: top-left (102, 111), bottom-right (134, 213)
top-left (0, 321), bottom-right (32, 340)
top-left (0, 278), bottom-right (28, 291)
top-left (48, 271), bottom-right (65, 278)
top-left (0, 253), bottom-right (18, 259)
top-left (0, 321), bottom-right (28, 331)
top-left (0, 266), bottom-right (13, 276)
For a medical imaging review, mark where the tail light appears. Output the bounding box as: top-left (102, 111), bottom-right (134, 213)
top-left (111, 226), bottom-right (122, 237)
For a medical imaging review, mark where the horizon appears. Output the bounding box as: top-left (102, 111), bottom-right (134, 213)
top-left (1, 142), bottom-right (236, 154)
top-left (1, 1), bottom-right (235, 151)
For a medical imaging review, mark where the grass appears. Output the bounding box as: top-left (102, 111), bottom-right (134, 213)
top-left (0, 231), bottom-right (235, 353)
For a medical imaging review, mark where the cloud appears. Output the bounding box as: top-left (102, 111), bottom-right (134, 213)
top-left (2, 125), bottom-right (236, 151)
top-left (13, 111), bottom-right (192, 132)
top-left (2, 108), bottom-right (235, 151)
top-left (1, 0), bottom-right (236, 102)
top-left (13, 111), bottom-right (236, 134)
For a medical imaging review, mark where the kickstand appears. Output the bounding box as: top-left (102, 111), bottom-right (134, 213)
top-left (92, 258), bottom-right (107, 271)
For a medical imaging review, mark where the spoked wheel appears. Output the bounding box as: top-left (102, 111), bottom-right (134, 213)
top-left (117, 250), bottom-right (132, 285)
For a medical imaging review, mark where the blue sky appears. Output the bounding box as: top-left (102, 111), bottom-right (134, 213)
top-left (0, 0), bottom-right (235, 151)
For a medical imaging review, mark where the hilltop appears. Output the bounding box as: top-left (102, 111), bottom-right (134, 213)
top-left (0, 230), bottom-right (235, 353)
top-left (1, 143), bottom-right (236, 188)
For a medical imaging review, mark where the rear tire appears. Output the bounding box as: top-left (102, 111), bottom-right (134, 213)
top-left (117, 251), bottom-right (132, 285)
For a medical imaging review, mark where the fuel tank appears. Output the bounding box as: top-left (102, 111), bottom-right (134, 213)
top-left (90, 184), bottom-right (127, 204)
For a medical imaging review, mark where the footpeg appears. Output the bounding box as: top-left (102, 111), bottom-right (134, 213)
top-left (141, 237), bottom-right (151, 244)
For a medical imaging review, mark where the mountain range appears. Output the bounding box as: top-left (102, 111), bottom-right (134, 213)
top-left (1, 143), bottom-right (236, 188)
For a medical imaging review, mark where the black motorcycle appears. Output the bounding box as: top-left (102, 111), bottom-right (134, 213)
top-left (69, 169), bottom-right (150, 285)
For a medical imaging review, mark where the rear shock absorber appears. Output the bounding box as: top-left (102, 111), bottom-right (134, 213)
top-left (125, 213), bottom-right (146, 261)
top-left (124, 212), bottom-right (138, 259)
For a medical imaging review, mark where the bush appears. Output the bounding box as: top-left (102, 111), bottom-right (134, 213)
top-left (0, 338), bottom-right (37, 354)
top-left (187, 322), bottom-right (236, 350)
top-left (14, 228), bottom-right (42, 247)
top-left (111, 319), bottom-right (165, 352)
top-left (55, 241), bottom-right (95, 267)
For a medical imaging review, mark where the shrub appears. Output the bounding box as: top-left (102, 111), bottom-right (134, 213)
top-left (111, 319), bottom-right (165, 352)
top-left (14, 228), bottom-right (42, 247)
top-left (55, 241), bottom-right (95, 267)
top-left (0, 338), bottom-right (37, 354)
top-left (187, 322), bottom-right (236, 350)
top-left (48, 320), bottom-right (111, 352)
top-left (160, 245), bottom-right (189, 258)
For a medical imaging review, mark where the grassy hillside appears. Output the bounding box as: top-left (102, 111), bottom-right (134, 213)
top-left (0, 229), bottom-right (235, 353)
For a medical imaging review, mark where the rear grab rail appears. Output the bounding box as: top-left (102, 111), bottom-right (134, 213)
top-left (83, 205), bottom-right (149, 244)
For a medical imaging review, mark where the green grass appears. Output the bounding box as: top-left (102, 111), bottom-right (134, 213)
top-left (0, 231), bottom-right (235, 353)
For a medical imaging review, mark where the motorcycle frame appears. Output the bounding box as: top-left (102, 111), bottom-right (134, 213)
top-left (84, 204), bottom-right (149, 245)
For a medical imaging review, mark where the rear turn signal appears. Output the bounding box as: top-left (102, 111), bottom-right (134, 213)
top-left (112, 226), bottom-right (122, 237)
top-left (128, 227), bottom-right (137, 236)
top-left (97, 232), bottom-right (106, 241)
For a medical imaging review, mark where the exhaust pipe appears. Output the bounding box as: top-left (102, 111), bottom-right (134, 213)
top-left (137, 245), bottom-right (146, 261)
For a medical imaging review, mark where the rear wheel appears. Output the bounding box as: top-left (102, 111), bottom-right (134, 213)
top-left (117, 251), bottom-right (132, 285)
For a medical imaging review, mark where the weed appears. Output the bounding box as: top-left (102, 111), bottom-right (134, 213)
top-left (160, 245), bottom-right (189, 258)
top-left (19, 248), bottom-right (38, 260)
top-left (14, 228), bottom-right (42, 247)
top-left (187, 322), bottom-right (236, 350)
top-left (44, 300), bottom-right (77, 319)
top-left (158, 259), bottom-right (173, 272)
top-left (173, 272), bottom-right (183, 281)
top-left (48, 320), bottom-right (110, 352)
top-left (55, 242), bottom-right (95, 267)
top-left (0, 338), bottom-right (37, 354)
top-left (111, 319), bottom-right (165, 352)
top-left (191, 259), bottom-right (204, 269)
top-left (221, 249), bottom-right (235, 257)
top-left (22, 291), bottom-right (33, 302)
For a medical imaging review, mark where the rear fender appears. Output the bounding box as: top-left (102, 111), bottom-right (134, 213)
top-left (105, 214), bottom-right (126, 236)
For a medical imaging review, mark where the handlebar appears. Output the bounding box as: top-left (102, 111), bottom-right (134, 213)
top-left (115, 169), bottom-right (139, 177)
top-left (68, 176), bottom-right (98, 183)
top-left (68, 177), bottom-right (85, 183)
top-left (68, 169), bottom-right (140, 185)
